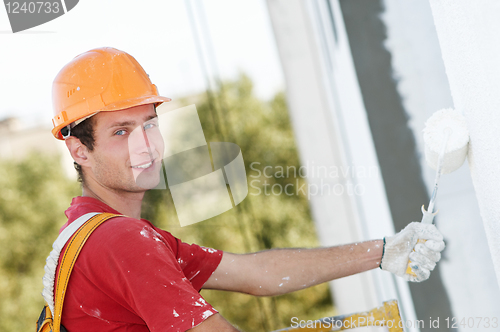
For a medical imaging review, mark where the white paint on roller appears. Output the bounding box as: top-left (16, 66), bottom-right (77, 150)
top-left (429, 0), bottom-right (500, 290)
top-left (423, 108), bottom-right (469, 174)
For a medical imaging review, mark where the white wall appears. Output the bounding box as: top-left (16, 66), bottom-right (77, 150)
top-left (267, 0), bottom-right (500, 330)
top-left (428, 0), bottom-right (500, 285)
top-left (383, 0), bottom-right (500, 326)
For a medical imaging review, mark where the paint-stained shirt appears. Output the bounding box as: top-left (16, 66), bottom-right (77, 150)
top-left (54, 196), bottom-right (223, 331)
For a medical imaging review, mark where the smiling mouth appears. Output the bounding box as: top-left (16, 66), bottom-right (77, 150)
top-left (131, 160), bottom-right (155, 169)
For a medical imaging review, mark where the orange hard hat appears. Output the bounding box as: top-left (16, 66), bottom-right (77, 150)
top-left (51, 47), bottom-right (171, 140)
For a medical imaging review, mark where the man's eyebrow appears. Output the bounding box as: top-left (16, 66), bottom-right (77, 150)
top-left (108, 115), bottom-right (158, 128)
top-left (109, 120), bottom-right (137, 128)
top-left (144, 114), bottom-right (158, 122)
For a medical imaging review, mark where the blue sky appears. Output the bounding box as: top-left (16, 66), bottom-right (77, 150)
top-left (0, 0), bottom-right (284, 128)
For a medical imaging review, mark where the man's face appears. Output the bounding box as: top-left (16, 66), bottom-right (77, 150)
top-left (87, 103), bottom-right (164, 193)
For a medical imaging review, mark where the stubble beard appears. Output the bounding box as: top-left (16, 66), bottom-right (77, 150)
top-left (92, 153), bottom-right (156, 193)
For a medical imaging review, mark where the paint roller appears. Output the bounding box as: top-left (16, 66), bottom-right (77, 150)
top-left (406, 108), bottom-right (470, 276)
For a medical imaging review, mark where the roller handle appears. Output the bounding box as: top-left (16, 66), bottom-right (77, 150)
top-left (406, 127), bottom-right (450, 277)
top-left (406, 205), bottom-right (438, 276)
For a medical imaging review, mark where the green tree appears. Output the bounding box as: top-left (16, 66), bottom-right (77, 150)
top-left (0, 153), bottom-right (80, 331)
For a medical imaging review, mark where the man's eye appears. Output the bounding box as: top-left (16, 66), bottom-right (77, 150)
top-left (144, 122), bottom-right (157, 130)
top-left (114, 129), bottom-right (127, 136)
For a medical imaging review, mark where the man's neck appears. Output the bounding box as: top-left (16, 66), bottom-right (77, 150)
top-left (81, 182), bottom-right (144, 219)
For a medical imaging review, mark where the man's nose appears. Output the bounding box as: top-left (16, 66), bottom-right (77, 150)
top-left (129, 125), bottom-right (156, 156)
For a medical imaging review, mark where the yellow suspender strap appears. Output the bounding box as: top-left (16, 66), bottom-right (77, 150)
top-left (52, 213), bottom-right (121, 332)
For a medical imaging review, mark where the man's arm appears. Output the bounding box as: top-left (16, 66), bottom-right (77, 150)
top-left (203, 240), bottom-right (383, 296)
top-left (188, 313), bottom-right (240, 331)
top-left (204, 221), bottom-right (445, 294)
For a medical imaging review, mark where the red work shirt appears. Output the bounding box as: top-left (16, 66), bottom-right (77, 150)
top-left (55, 197), bottom-right (223, 331)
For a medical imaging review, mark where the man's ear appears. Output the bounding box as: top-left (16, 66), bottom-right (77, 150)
top-left (65, 137), bottom-right (91, 167)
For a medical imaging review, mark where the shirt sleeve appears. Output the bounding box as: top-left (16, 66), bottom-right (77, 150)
top-left (81, 218), bottom-right (220, 331)
top-left (152, 225), bottom-right (223, 291)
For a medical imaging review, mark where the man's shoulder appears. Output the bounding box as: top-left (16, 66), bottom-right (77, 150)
top-left (93, 215), bottom-right (180, 251)
top-left (93, 215), bottom-right (161, 240)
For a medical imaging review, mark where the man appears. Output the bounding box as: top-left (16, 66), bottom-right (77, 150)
top-left (49, 47), bottom-right (445, 331)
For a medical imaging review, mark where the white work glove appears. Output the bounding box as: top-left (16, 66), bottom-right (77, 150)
top-left (380, 222), bottom-right (445, 282)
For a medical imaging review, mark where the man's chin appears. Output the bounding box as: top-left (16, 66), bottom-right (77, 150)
top-left (133, 162), bottom-right (163, 190)
top-left (134, 177), bottom-right (162, 190)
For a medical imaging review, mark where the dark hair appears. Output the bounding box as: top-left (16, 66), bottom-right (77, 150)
top-left (70, 116), bottom-right (96, 183)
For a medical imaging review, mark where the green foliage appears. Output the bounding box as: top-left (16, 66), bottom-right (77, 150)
top-left (0, 153), bottom-right (80, 331)
top-left (0, 74), bottom-right (333, 332)
top-left (143, 74), bottom-right (334, 331)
